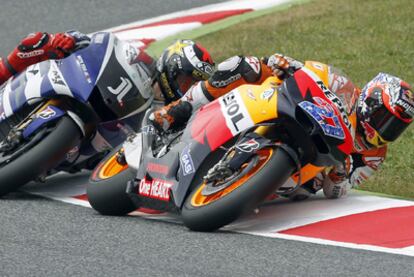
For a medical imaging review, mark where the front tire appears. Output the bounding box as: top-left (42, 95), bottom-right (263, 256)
top-left (0, 116), bottom-right (81, 197)
top-left (87, 146), bottom-right (137, 216)
top-left (181, 147), bottom-right (295, 232)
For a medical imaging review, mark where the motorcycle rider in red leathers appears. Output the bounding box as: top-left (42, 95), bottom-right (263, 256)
top-left (150, 54), bottom-right (414, 200)
top-left (0, 31), bottom-right (215, 106)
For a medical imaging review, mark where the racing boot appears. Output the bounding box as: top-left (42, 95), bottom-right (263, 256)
top-left (149, 100), bottom-right (193, 132)
top-left (281, 178), bottom-right (322, 201)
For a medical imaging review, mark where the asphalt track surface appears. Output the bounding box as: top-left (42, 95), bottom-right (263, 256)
top-left (0, 1), bottom-right (413, 276)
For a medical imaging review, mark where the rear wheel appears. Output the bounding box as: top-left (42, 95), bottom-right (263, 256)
top-left (87, 145), bottom-right (137, 216)
top-left (0, 116), bottom-right (81, 197)
top-left (181, 147), bottom-right (295, 232)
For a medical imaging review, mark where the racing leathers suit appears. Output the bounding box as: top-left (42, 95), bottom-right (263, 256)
top-left (154, 54), bottom-right (387, 199)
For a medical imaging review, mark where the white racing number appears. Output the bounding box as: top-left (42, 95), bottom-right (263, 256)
top-left (299, 97), bottom-right (345, 140)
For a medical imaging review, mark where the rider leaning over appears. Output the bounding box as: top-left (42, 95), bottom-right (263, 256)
top-left (0, 31), bottom-right (215, 106)
top-left (2, 31), bottom-right (412, 201)
top-left (150, 53), bottom-right (414, 200)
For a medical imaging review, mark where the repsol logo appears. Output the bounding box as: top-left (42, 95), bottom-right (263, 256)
top-left (222, 92), bottom-right (244, 132)
top-left (317, 80), bottom-right (352, 131)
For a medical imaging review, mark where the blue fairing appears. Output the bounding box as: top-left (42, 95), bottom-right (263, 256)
top-left (22, 106), bottom-right (65, 138)
top-left (0, 32), bottom-right (111, 122)
top-left (59, 32), bottom-right (110, 101)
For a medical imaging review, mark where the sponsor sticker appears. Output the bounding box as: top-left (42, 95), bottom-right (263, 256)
top-left (220, 91), bottom-right (254, 135)
top-left (37, 106), bottom-right (57, 119)
top-left (17, 49), bottom-right (44, 59)
top-left (180, 145), bottom-right (195, 176)
top-left (139, 178), bottom-right (172, 201)
top-left (247, 88), bottom-right (257, 101)
top-left (299, 97), bottom-right (345, 139)
top-left (245, 56), bottom-right (260, 74)
top-left (107, 77), bottom-right (133, 102)
top-left (50, 70), bottom-right (65, 86)
top-left (140, 125), bottom-right (155, 135)
top-left (48, 61), bottom-right (72, 96)
top-left (93, 33), bottom-right (105, 44)
top-left (236, 138), bottom-right (260, 153)
top-left (147, 163), bottom-right (169, 175)
top-left (261, 88), bottom-right (275, 101)
top-left (212, 74), bottom-right (241, 88)
top-left (76, 55), bottom-right (92, 84)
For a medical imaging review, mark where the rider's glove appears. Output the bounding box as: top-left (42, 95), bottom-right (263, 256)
top-left (149, 100), bottom-right (193, 132)
top-left (266, 54), bottom-right (303, 79)
top-left (49, 33), bottom-right (76, 55)
top-left (322, 163), bottom-right (351, 199)
top-left (5, 32), bottom-right (76, 74)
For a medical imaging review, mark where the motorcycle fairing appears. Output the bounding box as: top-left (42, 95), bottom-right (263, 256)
top-left (135, 65), bottom-right (356, 209)
top-left (134, 79), bottom-right (281, 208)
top-left (22, 105), bottom-right (65, 138)
top-left (0, 32), bottom-right (110, 123)
top-left (136, 144), bottom-right (182, 208)
top-left (292, 66), bottom-right (354, 161)
top-left (188, 77), bottom-right (280, 151)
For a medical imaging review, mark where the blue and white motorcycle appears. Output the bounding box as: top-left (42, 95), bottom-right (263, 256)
top-left (0, 32), bottom-right (154, 197)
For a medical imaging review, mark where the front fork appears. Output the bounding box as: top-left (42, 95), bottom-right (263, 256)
top-left (204, 131), bottom-right (273, 184)
top-left (0, 99), bottom-right (64, 152)
top-left (204, 125), bottom-right (302, 192)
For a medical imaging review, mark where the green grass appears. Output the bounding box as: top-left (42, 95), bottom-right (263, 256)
top-left (189, 0), bottom-right (414, 199)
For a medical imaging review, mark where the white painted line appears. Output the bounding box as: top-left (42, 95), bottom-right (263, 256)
top-left (222, 193), bottom-right (414, 233)
top-left (104, 0), bottom-right (293, 33)
top-left (114, 23), bottom-right (202, 41)
top-left (242, 232), bottom-right (414, 257)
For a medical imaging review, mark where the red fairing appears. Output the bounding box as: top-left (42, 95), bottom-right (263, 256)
top-left (0, 58), bottom-right (13, 85)
top-left (295, 70), bottom-right (354, 155)
top-left (134, 48), bottom-right (154, 65)
top-left (190, 100), bottom-right (233, 150)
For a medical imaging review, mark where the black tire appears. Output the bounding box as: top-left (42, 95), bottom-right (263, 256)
top-left (87, 146), bottom-right (137, 216)
top-left (0, 116), bottom-right (81, 197)
top-left (181, 147), bottom-right (296, 232)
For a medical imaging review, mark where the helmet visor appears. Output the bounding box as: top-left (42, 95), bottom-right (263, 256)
top-left (175, 72), bottom-right (197, 94)
top-left (368, 104), bottom-right (410, 141)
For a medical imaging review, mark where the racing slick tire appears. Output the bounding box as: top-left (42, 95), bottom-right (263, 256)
top-left (181, 147), bottom-right (295, 232)
top-left (87, 146), bottom-right (137, 216)
top-left (0, 116), bottom-right (82, 197)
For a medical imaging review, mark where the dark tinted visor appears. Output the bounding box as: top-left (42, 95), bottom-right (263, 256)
top-left (173, 72), bottom-right (196, 95)
top-left (369, 105), bottom-right (410, 141)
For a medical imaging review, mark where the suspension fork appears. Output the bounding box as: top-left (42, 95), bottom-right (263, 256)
top-left (14, 99), bottom-right (63, 131)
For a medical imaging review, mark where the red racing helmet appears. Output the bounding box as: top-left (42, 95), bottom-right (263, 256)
top-left (357, 73), bottom-right (414, 147)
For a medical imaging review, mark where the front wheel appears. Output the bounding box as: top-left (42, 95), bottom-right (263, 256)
top-left (0, 116), bottom-right (82, 197)
top-left (87, 145), bottom-right (137, 216)
top-left (181, 147), bottom-right (295, 232)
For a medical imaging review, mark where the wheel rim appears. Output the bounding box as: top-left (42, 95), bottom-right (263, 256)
top-left (97, 153), bottom-right (128, 180)
top-left (190, 148), bottom-right (274, 207)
